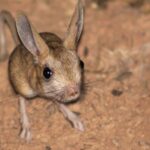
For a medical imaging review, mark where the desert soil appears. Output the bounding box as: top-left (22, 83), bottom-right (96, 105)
top-left (0, 0), bottom-right (150, 150)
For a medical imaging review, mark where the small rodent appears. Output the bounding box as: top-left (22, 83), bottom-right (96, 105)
top-left (0, 0), bottom-right (84, 141)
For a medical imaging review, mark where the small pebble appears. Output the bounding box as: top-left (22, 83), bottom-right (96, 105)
top-left (45, 146), bottom-right (51, 150)
top-left (112, 89), bottom-right (123, 96)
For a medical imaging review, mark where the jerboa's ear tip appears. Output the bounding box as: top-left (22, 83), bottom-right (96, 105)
top-left (16, 12), bottom-right (25, 20)
top-left (16, 12), bottom-right (28, 27)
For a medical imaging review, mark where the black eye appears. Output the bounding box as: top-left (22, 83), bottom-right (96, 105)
top-left (43, 67), bottom-right (53, 79)
top-left (80, 60), bottom-right (84, 69)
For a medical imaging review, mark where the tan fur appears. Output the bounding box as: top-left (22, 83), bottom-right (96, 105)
top-left (6, 0), bottom-right (84, 103)
top-left (0, 0), bottom-right (84, 141)
top-left (9, 33), bottom-right (82, 102)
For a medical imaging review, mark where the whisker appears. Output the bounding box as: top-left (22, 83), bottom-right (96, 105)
top-left (44, 87), bottom-right (64, 101)
top-left (44, 87), bottom-right (64, 94)
top-left (84, 79), bottom-right (103, 86)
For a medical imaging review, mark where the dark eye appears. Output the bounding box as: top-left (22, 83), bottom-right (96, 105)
top-left (80, 60), bottom-right (84, 69)
top-left (43, 67), bottom-right (53, 79)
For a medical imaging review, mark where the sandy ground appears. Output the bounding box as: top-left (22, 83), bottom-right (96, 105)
top-left (0, 0), bottom-right (150, 150)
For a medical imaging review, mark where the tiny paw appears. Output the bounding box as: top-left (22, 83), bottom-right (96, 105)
top-left (72, 117), bottom-right (84, 132)
top-left (67, 113), bottom-right (84, 131)
top-left (20, 126), bottom-right (32, 142)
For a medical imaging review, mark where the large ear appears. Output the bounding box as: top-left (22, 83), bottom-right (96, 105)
top-left (64, 0), bottom-right (84, 50)
top-left (16, 14), bottom-right (49, 61)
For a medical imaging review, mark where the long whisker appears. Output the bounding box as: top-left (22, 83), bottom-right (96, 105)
top-left (44, 78), bottom-right (101, 100)
top-left (44, 87), bottom-right (64, 101)
top-left (83, 79), bottom-right (103, 89)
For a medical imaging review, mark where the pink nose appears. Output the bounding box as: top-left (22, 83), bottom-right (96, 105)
top-left (68, 85), bottom-right (79, 97)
